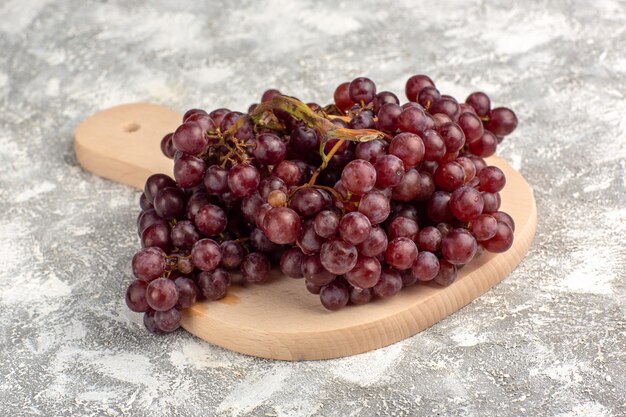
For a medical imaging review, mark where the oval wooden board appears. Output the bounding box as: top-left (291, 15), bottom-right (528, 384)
top-left (75, 103), bottom-right (537, 361)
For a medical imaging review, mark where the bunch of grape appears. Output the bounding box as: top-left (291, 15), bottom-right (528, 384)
top-left (125, 74), bottom-right (518, 334)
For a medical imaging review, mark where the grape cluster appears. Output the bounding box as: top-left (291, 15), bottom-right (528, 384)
top-left (125, 74), bottom-right (518, 334)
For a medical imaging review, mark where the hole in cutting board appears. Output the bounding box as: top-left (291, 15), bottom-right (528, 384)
top-left (123, 122), bottom-right (141, 133)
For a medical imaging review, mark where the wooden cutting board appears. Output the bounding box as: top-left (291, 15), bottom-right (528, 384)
top-left (75, 103), bottom-right (537, 361)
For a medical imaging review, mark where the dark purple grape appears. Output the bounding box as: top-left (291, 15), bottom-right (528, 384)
top-left (241, 252), bottom-right (271, 284)
top-left (405, 74), bottom-right (435, 102)
top-left (345, 255), bottom-right (381, 289)
top-left (174, 154), bottom-right (206, 188)
top-left (141, 222), bottom-right (172, 252)
top-left (197, 268), bottom-right (231, 300)
top-left (174, 277), bottom-right (199, 308)
top-left (204, 165), bottom-right (229, 195)
top-left (171, 220), bottom-right (200, 250)
top-left (250, 228), bottom-right (278, 253)
top-left (126, 280), bottom-right (150, 312)
top-left (320, 280), bottom-right (349, 310)
top-left (422, 129), bottom-right (446, 162)
top-left (427, 191), bottom-right (453, 223)
top-left (482, 221), bottom-right (514, 253)
top-left (262, 207), bottom-right (301, 244)
top-left (154, 308), bottom-right (181, 332)
top-left (457, 112), bottom-right (484, 142)
top-left (297, 221), bottom-right (325, 254)
top-left (280, 248), bottom-right (305, 278)
top-left (195, 204), bottom-right (227, 236)
top-left (208, 108), bottom-right (230, 127)
top-left (290, 188), bottom-right (327, 218)
top-left (290, 126), bottom-right (320, 154)
top-left (160, 133), bottom-right (176, 159)
top-left (273, 160), bottom-right (302, 186)
top-left (465, 92), bottom-right (491, 118)
top-left (172, 122), bottom-right (207, 155)
top-left (478, 166), bottom-right (506, 193)
top-left (132, 248), bottom-right (165, 281)
top-left (254, 132), bottom-right (287, 165)
top-left (261, 89), bottom-right (281, 102)
top-left (334, 82), bottom-right (353, 112)
top-left (143, 310), bottom-right (164, 334)
top-left (191, 239), bottom-right (221, 271)
top-left (434, 161), bottom-right (465, 192)
top-left (350, 287), bottom-right (373, 305)
top-left (305, 280), bottom-right (322, 295)
top-left (219, 111), bottom-right (243, 132)
top-left (372, 269), bottom-right (403, 298)
top-left (144, 174), bottom-right (176, 203)
top-left (358, 191), bottom-right (391, 225)
top-left (358, 226), bottom-right (388, 257)
top-left (481, 192), bottom-right (500, 214)
top-left (153, 187), bottom-right (185, 219)
top-left (146, 278), bottom-right (179, 311)
top-left (228, 164), bottom-right (261, 198)
top-left (485, 107), bottom-right (517, 136)
top-left (185, 192), bottom-right (211, 221)
top-left (355, 140), bottom-right (387, 164)
top-left (385, 237), bottom-right (418, 270)
top-left (438, 122), bottom-right (466, 153)
top-left (418, 86), bottom-right (441, 109)
top-left (373, 91), bottom-right (400, 112)
top-left (468, 130), bottom-right (498, 157)
top-left (411, 251), bottom-right (440, 282)
top-left (430, 97), bottom-right (461, 121)
top-left (319, 238), bottom-right (358, 275)
top-left (449, 186), bottom-right (484, 221)
top-left (241, 193), bottom-right (263, 223)
top-left (220, 241), bottom-right (244, 269)
top-left (183, 108), bottom-right (208, 122)
top-left (349, 77), bottom-right (376, 104)
top-left (302, 254), bottom-right (336, 286)
top-left (349, 110), bottom-right (376, 129)
top-left (441, 228), bottom-right (478, 265)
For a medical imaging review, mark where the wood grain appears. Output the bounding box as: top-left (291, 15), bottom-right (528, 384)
top-left (75, 103), bottom-right (537, 361)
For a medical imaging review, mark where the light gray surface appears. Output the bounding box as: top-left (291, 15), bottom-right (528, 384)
top-left (1, 0), bottom-right (625, 416)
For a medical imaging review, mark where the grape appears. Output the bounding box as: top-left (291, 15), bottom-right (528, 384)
top-left (273, 160), bottom-right (302, 186)
top-left (430, 97), bottom-right (461, 121)
top-left (389, 132), bottom-right (425, 168)
top-left (492, 211), bottom-right (515, 232)
top-left (160, 133), bottom-right (176, 159)
top-left (132, 248), bottom-right (165, 281)
top-left (174, 277), bottom-right (199, 308)
top-left (373, 269), bottom-right (403, 298)
top-left (397, 107), bottom-right (427, 135)
top-left (358, 190), bottom-right (391, 224)
top-left (345, 255), bottom-right (381, 289)
top-left (374, 154), bottom-right (405, 189)
top-left (204, 165), bottom-right (229, 195)
top-left (185, 113), bottom-right (215, 133)
top-left (349, 110), bottom-right (375, 129)
top-left (401, 269), bottom-right (418, 287)
top-left (449, 186), bottom-right (484, 221)
top-left (481, 192), bottom-right (500, 214)
top-left (172, 122), bottom-right (207, 155)
top-left (125, 280), bottom-right (150, 312)
top-left (455, 156), bottom-right (477, 183)
top-left (290, 126), bottom-right (320, 154)
top-left (220, 241), bottom-right (244, 269)
top-left (186, 192), bottom-right (212, 221)
top-left (171, 220), bottom-right (200, 250)
top-left (290, 188), bottom-right (327, 217)
top-left (143, 310), bottom-right (164, 334)
top-left (138, 209), bottom-right (163, 237)
top-left (174, 154), bottom-right (206, 188)
top-left (219, 111), bottom-right (243, 132)
top-left (434, 161), bottom-right (465, 192)
top-left (250, 228), bottom-right (278, 253)
top-left (418, 86), bottom-right (441, 109)
top-left (228, 164), bottom-right (261, 198)
top-left (262, 207), bottom-right (301, 244)
top-left (154, 308), bottom-right (182, 332)
top-left (183, 108), bottom-right (208, 122)
top-left (320, 280), bottom-right (350, 310)
top-left (485, 107), bottom-right (517, 136)
top-left (314, 210), bottom-right (340, 238)
top-left (350, 287), bottom-right (373, 305)
top-left (405, 74), bottom-right (435, 102)
top-left (438, 122), bottom-right (465, 153)
top-left (355, 140), bottom-right (388, 164)
top-left (338, 212), bottom-right (372, 245)
top-left (144, 174), bottom-right (176, 203)
top-left (197, 268), bottom-right (231, 300)
top-left (373, 91), bottom-right (400, 112)
top-left (385, 237), bottom-right (418, 270)
top-left (305, 280), bottom-right (322, 295)
top-left (417, 226), bottom-right (442, 252)
top-left (470, 214), bottom-right (498, 241)
top-left (468, 130), bottom-right (498, 157)
top-left (302, 254), bottom-right (336, 286)
top-left (153, 187), bottom-right (186, 219)
top-left (358, 226), bottom-right (388, 257)
top-left (195, 204), bottom-right (227, 236)
top-left (241, 253), bottom-right (271, 284)
top-left (411, 251), bottom-right (440, 282)
top-left (421, 129), bottom-right (446, 162)
top-left (427, 191), bottom-right (453, 223)
top-left (319, 238), bottom-right (358, 275)
top-left (441, 228), bottom-right (478, 265)
top-left (478, 166), bottom-right (506, 193)
top-left (388, 216), bottom-right (419, 240)
top-left (191, 239), bottom-right (221, 271)
top-left (482, 221), bottom-right (514, 253)
top-left (254, 132), bottom-right (286, 165)
top-left (146, 278), bottom-right (179, 311)
top-left (261, 88), bottom-right (281, 102)
top-left (457, 112), bottom-right (484, 142)
top-left (255, 203), bottom-right (272, 229)
top-left (341, 159), bottom-right (376, 195)
top-left (141, 222), bottom-right (172, 252)
top-left (433, 260), bottom-right (457, 286)
top-left (391, 168), bottom-right (420, 202)
top-left (333, 82), bottom-right (353, 112)
top-left (465, 92), bottom-right (491, 118)
top-left (376, 103), bottom-right (402, 131)
top-left (349, 77), bottom-right (376, 104)
top-left (280, 248), bottom-right (305, 278)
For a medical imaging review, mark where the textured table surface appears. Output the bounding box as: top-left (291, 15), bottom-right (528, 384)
top-left (1, 1), bottom-right (625, 416)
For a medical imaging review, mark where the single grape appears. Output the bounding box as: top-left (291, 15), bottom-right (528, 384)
top-left (172, 122), bottom-right (207, 155)
top-left (253, 132), bottom-right (286, 165)
top-left (185, 113), bottom-right (215, 133)
top-left (376, 103), bottom-right (402, 131)
top-left (302, 254), bottom-right (336, 286)
top-left (132, 248), bottom-right (165, 281)
top-left (319, 238), bottom-right (358, 275)
top-left (455, 156), bottom-right (477, 183)
top-left (153, 187), bottom-right (186, 219)
top-left (374, 154), bottom-right (405, 188)
top-left (228, 164), bottom-right (261, 198)
top-left (481, 192), bottom-right (501, 214)
top-left (350, 287), bottom-right (373, 305)
top-left (280, 248), bottom-right (305, 278)
top-left (349, 110), bottom-right (375, 129)
top-left (358, 190), bottom-right (391, 225)
top-left (197, 268), bottom-right (231, 300)
top-left (338, 212), bottom-right (372, 245)
top-left (470, 214), bottom-right (498, 241)
top-left (220, 241), bottom-right (244, 269)
top-left (320, 280), bottom-right (350, 311)
top-left (333, 82), bottom-right (353, 112)
top-left (186, 192), bottom-right (212, 221)
top-left (174, 154), bottom-right (207, 188)
top-left (372, 269), bottom-right (403, 298)
top-left (314, 210), bottom-right (340, 238)
top-left (125, 280), bottom-right (150, 312)
top-left (174, 277), bottom-right (199, 309)
top-left (418, 86), bottom-right (441, 109)
top-left (411, 251), bottom-right (440, 282)
top-left (250, 228), bottom-right (278, 253)
top-left (349, 77), bottom-right (376, 104)
top-left (468, 130), bottom-right (498, 158)
top-left (449, 186), bottom-right (484, 221)
top-left (341, 159), bottom-right (377, 195)
top-left (427, 191), bottom-right (453, 223)
top-left (434, 161), bottom-right (465, 192)
top-left (144, 174), bottom-right (176, 204)
top-left (143, 310), bottom-right (164, 335)
top-left (433, 260), bottom-right (457, 286)
top-left (146, 277), bottom-right (179, 311)
top-left (397, 106), bottom-right (428, 135)
top-left (290, 126), bottom-right (320, 154)
top-left (430, 97), bottom-right (461, 121)
top-left (273, 160), bottom-right (302, 186)
top-left (160, 133), bottom-right (176, 159)
top-left (373, 91), bottom-right (400, 113)
top-left (290, 188), bottom-right (327, 218)
top-left (183, 108), bottom-right (208, 122)
top-left (437, 122), bottom-right (466, 153)
top-left (345, 255), bottom-right (382, 289)
top-left (261, 88), bottom-right (281, 102)
top-left (194, 204), bottom-right (227, 236)
top-left (171, 220), bottom-right (200, 250)
top-left (391, 168), bottom-right (420, 202)
top-left (141, 222), bottom-right (172, 252)
top-left (191, 239), bottom-right (221, 271)
top-left (241, 252), bottom-right (271, 284)
top-left (421, 129), bottom-right (446, 162)
top-left (417, 226), bottom-right (442, 252)
top-left (465, 92), bottom-right (491, 118)
top-left (478, 166), bottom-right (506, 193)
top-left (305, 280), bottom-right (322, 295)
top-left (401, 269), bottom-right (418, 287)
top-left (204, 165), bottom-right (229, 195)
top-left (482, 221), bottom-right (514, 253)
top-left (154, 308), bottom-right (182, 332)
top-left (457, 112), bottom-right (484, 142)
top-left (385, 237), bottom-right (418, 270)
top-left (255, 203), bottom-right (272, 229)
top-left (492, 211), bottom-right (515, 232)
top-left (441, 228), bottom-right (478, 265)
top-left (355, 139), bottom-right (388, 164)
top-left (485, 107), bottom-right (517, 136)
top-left (358, 226), bottom-right (388, 257)
top-left (219, 111), bottom-right (243, 132)
top-left (405, 74), bottom-right (435, 102)
top-left (388, 216), bottom-right (419, 240)
top-left (262, 207), bottom-right (301, 244)
top-left (389, 132), bottom-right (425, 168)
